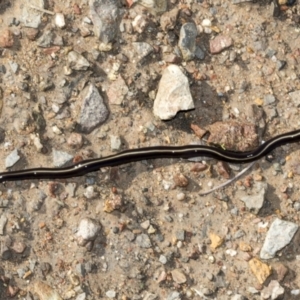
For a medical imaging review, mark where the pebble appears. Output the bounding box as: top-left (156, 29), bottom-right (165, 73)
top-left (132, 42), bottom-right (154, 62)
top-left (166, 291), bottom-right (181, 300)
top-left (32, 281), bottom-right (63, 300)
top-left (136, 233), bottom-right (152, 248)
top-left (105, 290), bottom-right (116, 298)
top-left (68, 51), bottom-right (90, 71)
top-left (143, 292), bottom-right (158, 300)
top-left (67, 133), bottom-right (83, 149)
top-left (210, 35), bottom-right (233, 54)
top-left (171, 269), bottom-right (187, 284)
top-left (110, 135), bottom-right (122, 151)
top-left (77, 84), bottom-right (109, 133)
top-left (260, 218), bottom-right (299, 259)
top-left (0, 29), bottom-right (14, 48)
top-left (90, 0), bottom-right (120, 43)
top-left (36, 30), bottom-right (53, 47)
top-left (106, 75), bottom-right (128, 105)
top-left (84, 186), bottom-right (95, 199)
top-left (288, 90), bottom-right (300, 107)
top-left (5, 149), bottom-right (20, 168)
top-left (11, 240), bottom-right (27, 253)
top-left (264, 94), bottom-right (276, 105)
top-left (0, 214), bottom-right (8, 235)
top-left (76, 293), bottom-right (86, 300)
top-left (209, 232), bottom-right (224, 250)
top-left (175, 230), bottom-right (185, 241)
top-left (54, 13), bottom-right (66, 28)
top-left (248, 258), bottom-right (272, 284)
top-left (76, 218), bottom-right (101, 245)
top-left (159, 255), bottom-right (167, 264)
top-left (239, 182), bottom-right (268, 214)
top-left (153, 64), bottom-right (194, 120)
top-left (178, 23), bottom-right (204, 61)
top-left (52, 149), bottom-right (73, 167)
top-left (160, 7), bottom-right (179, 31)
top-left (231, 295), bottom-right (245, 300)
top-left (9, 61), bottom-right (19, 73)
top-left (261, 280), bottom-right (284, 300)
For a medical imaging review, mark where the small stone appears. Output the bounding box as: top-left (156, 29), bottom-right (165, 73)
top-left (32, 281), bottom-right (63, 300)
top-left (273, 263), bottom-right (288, 282)
top-left (76, 293), bottom-right (86, 300)
top-left (37, 30), bottom-right (53, 47)
top-left (264, 94), bottom-right (276, 105)
top-left (77, 84), bottom-right (109, 133)
top-left (52, 149), bottom-right (73, 167)
top-left (132, 15), bottom-right (147, 33)
top-left (68, 51), bottom-right (90, 71)
top-left (216, 161), bottom-right (230, 179)
top-left (239, 241), bottom-right (252, 252)
top-left (171, 269), bottom-right (187, 284)
top-left (239, 182), bottom-right (268, 214)
top-left (5, 149), bottom-right (20, 168)
top-left (261, 280), bottom-right (284, 300)
top-left (176, 230), bottom-right (185, 241)
top-left (248, 258), bottom-right (272, 284)
top-left (76, 218), bottom-right (101, 245)
top-left (136, 233), bottom-right (152, 248)
top-left (209, 232), bottom-right (224, 250)
top-left (11, 240), bottom-right (26, 253)
top-left (0, 29), bottom-right (14, 48)
top-left (153, 64), bottom-right (194, 120)
top-left (106, 75), bottom-right (128, 105)
top-left (160, 8), bottom-right (179, 31)
top-left (67, 133), bottom-right (83, 149)
top-left (159, 255), bottom-right (167, 264)
top-left (0, 214), bottom-right (8, 235)
top-left (173, 173), bottom-right (189, 187)
top-left (140, 220), bottom-right (150, 229)
top-left (103, 194), bottom-right (123, 212)
top-left (84, 186), bottom-right (95, 199)
top-left (110, 135), bottom-right (122, 151)
top-left (54, 13), bottom-right (66, 28)
top-left (9, 61), bottom-right (19, 73)
top-left (132, 42), bottom-right (154, 62)
top-left (210, 35), bottom-right (232, 54)
top-left (24, 28), bottom-right (39, 40)
top-left (260, 218), bottom-right (299, 259)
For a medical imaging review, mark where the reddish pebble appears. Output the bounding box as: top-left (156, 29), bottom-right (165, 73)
top-left (210, 35), bottom-right (233, 54)
top-left (67, 132), bottom-right (83, 148)
top-left (0, 29), bottom-right (14, 48)
top-left (73, 4), bottom-right (81, 14)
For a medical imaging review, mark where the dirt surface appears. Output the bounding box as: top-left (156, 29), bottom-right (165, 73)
top-left (1, 0), bottom-right (300, 300)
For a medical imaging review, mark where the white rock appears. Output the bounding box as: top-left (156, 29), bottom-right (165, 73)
top-left (5, 149), bottom-right (20, 168)
top-left (55, 13), bottom-right (66, 28)
top-left (201, 19), bottom-right (211, 27)
top-left (153, 65), bottom-right (194, 120)
top-left (260, 218), bottom-right (299, 259)
top-left (76, 218), bottom-right (101, 241)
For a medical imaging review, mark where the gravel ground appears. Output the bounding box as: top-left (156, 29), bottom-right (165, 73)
top-left (1, 0), bottom-right (300, 300)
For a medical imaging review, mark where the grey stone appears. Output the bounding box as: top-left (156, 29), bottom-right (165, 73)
top-left (0, 214), bottom-right (7, 235)
top-left (178, 22), bottom-right (203, 61)
top-left (106, 290), bottom-right (116, 298)
top-left (9, 61), bottom-right (19, 73)
top-left (77, 84), bottom-right (109, 133)
top-left (153, 65), bottom-right (194, 120)
top-left (136, 233), bottom-right (152, 248)
top-left (76, 293), bottom-right (86, 300)
top-left (166, 291), bottom-right (181, 300)
top-left (132, 42), bottom-right (154, 62)
top-left (5, 149), bottom-right (20, 168)
top-left (240, 182), bottom-right (268, 214)
top-left (90, 0), bottom-right (121, 43)
top-left (264, 94), bottom-right (276, 105)
top-left (176, 230), bottom-right (185, 241)
top-left (36, 30), bottom-right (53, 47)
top-left (110, 135), bottom-right (122, 151)
top-left (159, 255), bottom-right (167, 264)
top-left (143, 292), bottom-right (157, 300)
top-left (289, 90), bottom-right (300, 107)
top-left (260, 218), bottom-right (299, 259)
top-left (68, 51), bottom-right (90, 71)
top-left (52, 149), bottom-right (73, 167)
top-left (21, 0), bottom-right (44, 28)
